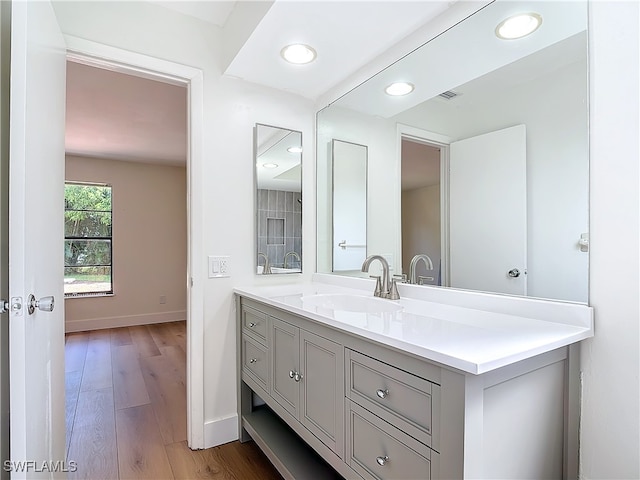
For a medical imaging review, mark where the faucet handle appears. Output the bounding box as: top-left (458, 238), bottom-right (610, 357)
top-left (369, 275), bottom-right (383, 297)
top-left (417, 275), bottom-right (434, 285)
top-left (393, 274), bottom-right (407, 283)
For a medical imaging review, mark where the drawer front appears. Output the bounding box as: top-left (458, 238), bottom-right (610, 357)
top-left (347, 349), bottom-right (433, 446)
top-left (242, 305), bottom-right (268, 343)
top-left (347, 400), bottom-right (431, 480)
top-left (242, 335), bottom-right (269, 390)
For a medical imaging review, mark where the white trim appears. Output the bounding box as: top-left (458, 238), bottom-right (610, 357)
top-left (64, 310), bottom-right (186, 333)
top-left (63, 35), bottom-right (206, 449)
top-left (204, 414), bottom-right (239, 448)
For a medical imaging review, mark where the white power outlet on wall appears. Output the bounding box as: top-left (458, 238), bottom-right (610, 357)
top-left (208, 255), bottom-right (230, 278)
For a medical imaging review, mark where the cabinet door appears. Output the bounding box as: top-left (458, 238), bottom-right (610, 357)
top-left (270, 317), bottom-right (300, 418)
top-left (300, 330), bottom-right (344, 458)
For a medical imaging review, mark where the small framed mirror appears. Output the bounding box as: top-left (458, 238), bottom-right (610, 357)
top-left (254, 124), bottom-right (302, 275)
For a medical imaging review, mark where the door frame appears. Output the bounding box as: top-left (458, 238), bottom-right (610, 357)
top-left (64, 36), bottom-right (206, 448)
top-left (396, 123), bottom-right (451, 286)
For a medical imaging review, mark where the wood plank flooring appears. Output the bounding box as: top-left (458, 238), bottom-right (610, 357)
top-left (65, 321), bottom-right (282, 480)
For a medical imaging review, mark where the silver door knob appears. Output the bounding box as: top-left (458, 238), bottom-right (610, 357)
top-left (27, 294), bottom-right (55, 315)
top-left (507, 268), bottom-right (521, 278)
top-left (376, 455), bottom-right (389, 466)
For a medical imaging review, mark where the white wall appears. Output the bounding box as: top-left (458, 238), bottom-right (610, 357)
top-left (52, 0), bottom-right (315, 447)
top-left (580, 2), bottom-right (639, 478)
top-left (65, 156), bottom-right (187, 332)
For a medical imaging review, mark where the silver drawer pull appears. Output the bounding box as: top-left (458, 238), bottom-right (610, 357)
top-left (376, 388), bottom-right (389, 399)
top-left (376, 455), bottom-right (389, 466)
top-left (249, 358), bottom-right (257, 364)
top-left (248, 322), bottom-right (256, 328)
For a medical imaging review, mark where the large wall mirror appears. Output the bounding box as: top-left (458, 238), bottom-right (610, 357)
top-left (316, 0), bottom-right (589, 303)
top-left (255, 124), bottom-right (302, 274)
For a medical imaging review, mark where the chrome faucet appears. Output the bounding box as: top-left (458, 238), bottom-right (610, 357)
top-left (361, 255), bottom-right (400, 300)
top-left (409, 254), bottom-right (433, 284)
top-left (257, 252), bottom-right (272, 274)
top-left (284, 251), bottom-right (301, 269)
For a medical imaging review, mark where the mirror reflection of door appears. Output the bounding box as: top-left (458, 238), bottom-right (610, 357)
top-left (449, 124), bottom-right (527, 295)
top-left (401, 138), bottom-right (441, 285)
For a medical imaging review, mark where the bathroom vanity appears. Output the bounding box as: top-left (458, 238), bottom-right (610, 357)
top-left (235, 275), bottom-right (593, 480)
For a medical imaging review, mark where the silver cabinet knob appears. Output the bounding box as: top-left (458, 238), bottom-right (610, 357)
top-left (289, 370), bottom-right (303, 382)
top-left (248, 322), bottom-right (256, 328)
top-left (376, 455), bottom-right (389, 466)
top-left (27, 294), bottom-right (55, 315)
top-left (376, 388), bottom-right (389, 399)
top-left (507, 268), bottom-right (521, 278)
top-left (249, 358), bottom-right (257, 364)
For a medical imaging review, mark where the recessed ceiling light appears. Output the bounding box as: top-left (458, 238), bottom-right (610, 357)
top-left (280, 44), bottom-right (317, 65)
top-left (385, 82), bottom-right (415, 96)
top-left (287, 146), bottom-right (303, 154)
top-left (262, 163), bottom-right (278, 169)
top-left (495, 13), bottom-right (542, 40)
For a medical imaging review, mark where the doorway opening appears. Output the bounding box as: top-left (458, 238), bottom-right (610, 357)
top-left (400, 137), bottom-right (443, 286)
top-left (61, 45), bottom-right (204, 476)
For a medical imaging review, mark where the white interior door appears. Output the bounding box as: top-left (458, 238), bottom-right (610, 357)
top-left (9, 1), bottom-right (67, 474)
top-left (449, 125), bottom-right (527, 295)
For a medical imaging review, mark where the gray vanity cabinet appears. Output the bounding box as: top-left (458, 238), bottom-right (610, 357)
top-left (270, 316), bottom-right (344, 457)
top-left (270, 318), bottom-right (300, 418)
top-left (237, 295), bottom-right (574, 480)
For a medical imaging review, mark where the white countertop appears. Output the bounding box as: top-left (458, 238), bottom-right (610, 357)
top-left (234, 276), bottom-right (593, 375)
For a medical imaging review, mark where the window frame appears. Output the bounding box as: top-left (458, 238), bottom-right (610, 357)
top-left (64, 181), bottom-right (114, 297)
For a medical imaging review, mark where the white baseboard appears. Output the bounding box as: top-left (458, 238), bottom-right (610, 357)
top-left (203, 414), bottom-right (239, 448)
top-left (65, 310), bottom-right (186, 332)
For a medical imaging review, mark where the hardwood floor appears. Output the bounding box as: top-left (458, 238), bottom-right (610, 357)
top-left (65, 322), bottom-right (282, 480)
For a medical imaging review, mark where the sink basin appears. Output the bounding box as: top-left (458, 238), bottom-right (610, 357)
top-left (300, 293), bottom-right (403, 314)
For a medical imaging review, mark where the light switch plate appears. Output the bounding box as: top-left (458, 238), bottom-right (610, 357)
top-left (208, 255), bottom-right (230, 278)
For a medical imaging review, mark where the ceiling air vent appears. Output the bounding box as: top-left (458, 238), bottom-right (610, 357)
top-left (438, 90), bottom-right (459, 100)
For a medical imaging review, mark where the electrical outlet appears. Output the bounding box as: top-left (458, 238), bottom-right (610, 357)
top-left (208, 255), bottom-right (230, 278)
top-left (159, 295), bottom-right (166, 304)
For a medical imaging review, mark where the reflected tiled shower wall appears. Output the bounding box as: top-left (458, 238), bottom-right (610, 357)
top-left (257, 189), bottom-right (302, 268)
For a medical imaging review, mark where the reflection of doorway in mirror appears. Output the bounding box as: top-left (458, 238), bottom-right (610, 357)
top-left (401, 138), bottom-right (441, 285)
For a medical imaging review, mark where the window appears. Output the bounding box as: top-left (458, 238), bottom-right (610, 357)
top-left (64, 182), bottom-right (113, 296)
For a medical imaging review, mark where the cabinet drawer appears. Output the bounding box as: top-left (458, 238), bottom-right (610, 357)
top-left (242, 305), bottom-right (268, 343)
top-left (347, 349), bottom-right (434, 447)
top-left (242, 334), bottom-right (269, 390)
top-left (347, 400), bottom-right (431, 480)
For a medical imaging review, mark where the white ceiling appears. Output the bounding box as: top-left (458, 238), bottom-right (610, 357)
top-left (64, 0), bottom-right (452, 165)
top-left (149, 0), bottom-right (236, 27)
top-left (65, 61), bottom-right (188, 165)
top-left (223, 1), bottom-right (451, 99)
